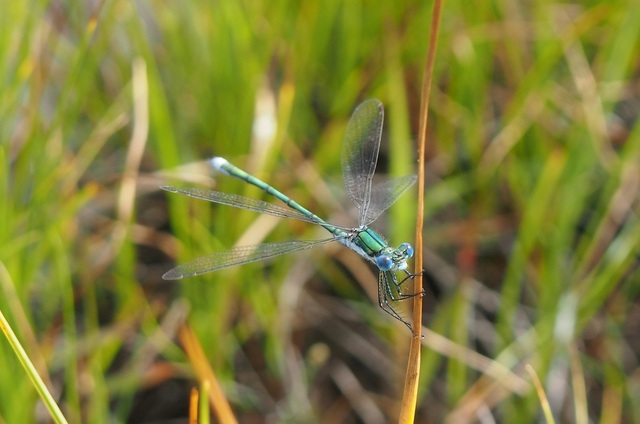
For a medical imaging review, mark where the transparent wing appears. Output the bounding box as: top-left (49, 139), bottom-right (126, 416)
top-left (161, 186), bottom-right (327, 225)
top-left (163, 239), bottom-right (336, 280)
top-left (361, 175), bottom-right (417, 225)
top-left (341, 99), bottom-right (384, 225)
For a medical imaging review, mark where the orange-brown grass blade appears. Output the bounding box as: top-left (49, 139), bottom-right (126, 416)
top-left (189, 387), bottom-right (199, 424)
top-left (398, 0), bottom-right (444, 422)
top-left (179, 325), bottom-right (238, 424)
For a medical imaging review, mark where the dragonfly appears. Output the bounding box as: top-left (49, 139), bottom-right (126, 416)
top-left (162, 99), bottom-right (420, 330)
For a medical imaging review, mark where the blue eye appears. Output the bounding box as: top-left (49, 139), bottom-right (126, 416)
top-left (401, 243), bottom-right (414, 259)
top-left (376, 255), bottom-right (393, 271)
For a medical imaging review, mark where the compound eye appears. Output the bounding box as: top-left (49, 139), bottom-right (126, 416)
top-left (401, 242), bottom-right (414, 259)
top-left (376, 255), bottom-right (394, 271)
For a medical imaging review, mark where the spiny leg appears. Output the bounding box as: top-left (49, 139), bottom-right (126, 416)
top-left (378, 271), bottom-right (413, 331)
top-left (385, 272), bottom-right (415, 301)
top-left (387, 271), bottom-right (425, 299)
top-left (399, 269), bottom-right (427, 285)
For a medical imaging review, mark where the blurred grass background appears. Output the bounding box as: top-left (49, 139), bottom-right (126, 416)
top-left (2, 0), bottom-right (640, 422)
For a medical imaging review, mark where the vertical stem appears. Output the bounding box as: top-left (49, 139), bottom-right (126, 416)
top-left (398, 0), bottom-right (443, 422)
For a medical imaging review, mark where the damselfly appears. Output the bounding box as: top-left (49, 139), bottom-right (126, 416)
top-left (162, 99), bottom-right (419, 329)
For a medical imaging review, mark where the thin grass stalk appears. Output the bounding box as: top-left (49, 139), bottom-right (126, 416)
top-left (526, 364), bottom-right (556, 424)
top-left (398, 0), bottom-right (443, 422)
top-left (189, 387), bottom-right (199, 424)
top-left (0, 307), bottom-right (68, 424)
